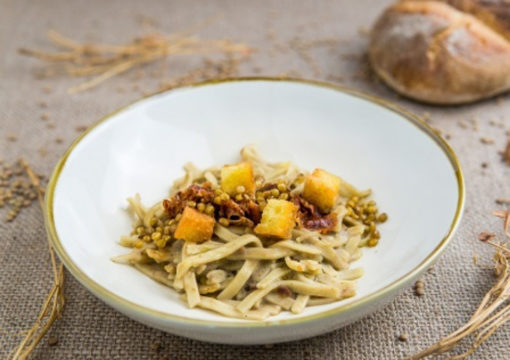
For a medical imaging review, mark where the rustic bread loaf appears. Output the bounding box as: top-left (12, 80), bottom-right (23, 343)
top-left (369, 0), bottom-right (510, 104)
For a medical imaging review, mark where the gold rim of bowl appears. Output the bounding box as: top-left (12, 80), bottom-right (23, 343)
top-left (44, 77), bottom-right (465, 328)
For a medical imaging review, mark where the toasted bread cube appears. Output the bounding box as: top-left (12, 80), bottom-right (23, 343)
top-left (174, 207), bottom-right (215, 243)
top-left (254, 199), bottom-right (297, 239)
top-left (302, 168), bottom-right (341, 212)
top-left (220, 162), bottom-right (255, 196)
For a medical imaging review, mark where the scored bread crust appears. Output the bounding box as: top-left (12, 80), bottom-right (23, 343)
top-left (369, 0), bottom-right (510, 104)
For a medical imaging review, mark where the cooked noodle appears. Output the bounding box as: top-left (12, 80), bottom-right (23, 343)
top-left (113, 145), bottom-right (387, 319)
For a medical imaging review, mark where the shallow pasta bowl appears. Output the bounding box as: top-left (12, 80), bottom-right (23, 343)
top-left (45, 78), bottom-right (464, 344)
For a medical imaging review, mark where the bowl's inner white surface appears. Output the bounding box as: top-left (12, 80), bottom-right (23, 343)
top-left (53, 80), bottom-right (459, 322)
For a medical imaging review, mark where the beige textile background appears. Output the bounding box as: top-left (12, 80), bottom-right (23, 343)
top-left (1, 0), bottom-right (510, 359)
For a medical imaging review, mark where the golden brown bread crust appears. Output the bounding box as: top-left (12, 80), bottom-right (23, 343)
top-left (369, 0), bottom-right (510, 104)
top-left (442, 0), bottom-right (510, 40)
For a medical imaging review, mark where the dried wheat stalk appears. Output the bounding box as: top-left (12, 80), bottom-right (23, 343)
top-left (8, 160), bottom-right (65, 360)
top-left (19, 30), bottom-right (250, 93)
top-left (409, 210), bottom-right (510, 359)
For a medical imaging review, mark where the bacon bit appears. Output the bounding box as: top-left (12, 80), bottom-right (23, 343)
top-left (502, 139), bottom-right (510, 166)
top-left (292, 195), bottom-right (337, 233)
top-left (220, 199), bottom-right (244, 220)
top-left (219, 199), bottom-right (257, 227)
top-left (493, 210), bottom-right (510, 238)
top-left (239, 198), bottom-right (261, 223)
top-left (303, 213), bottom-right (338, 233)
top-left (276, 285), bottom-right (292, 297)
top-left (163, 183), bottom-right (214, 218)
top-left (478, 232), bottom-right (496, 242)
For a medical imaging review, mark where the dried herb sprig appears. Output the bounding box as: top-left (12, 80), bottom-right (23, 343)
top-left (409, 211), bottom-right (510, 359)
top-left (19, 30), bottom-right (250, 93)
top-left (8, 160), bottom-right (65, 360)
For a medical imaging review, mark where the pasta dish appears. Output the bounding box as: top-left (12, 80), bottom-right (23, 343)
top-left (113, 145), bottom-right (387, 320)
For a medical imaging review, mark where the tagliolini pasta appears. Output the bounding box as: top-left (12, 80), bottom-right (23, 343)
top-left (113, 145), bottom-right (387, 320)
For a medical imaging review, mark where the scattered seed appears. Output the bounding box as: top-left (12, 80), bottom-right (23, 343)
top-left (480, 137), bottom-right (494, 145)
top-left (75, 125), bottom-right (87, 132)
top-left (457, 120), bottom-right (468, 129)
top-left (478, 232), bottom-right (496, 242)
top-left (42, 86), bottom-right (52, 94)
top-left (358, 27), bottom-right (370, 36)
top-left (38, 147), bottom-right (47, 157)
top-left (7, 134), bottom-right (18, 142)
top-left (422, 112), bottom-right (430, 122)
top-left (481, 162), bottom-right (488, 168)
top-left (48, 336), bottom-right (58, 346)
top-left (40, 113), bottom-right (49, 121)
top-left (38, 101), bottom-right (48, 108)
top-left (55, 137), bottom-right (63, 144)
top-left (150, 342), bottom-right (162, 352)
top-left (46, 120), bottom-right (56, 128)
top-left (469, 117), bottom-right (479, 131)
top-left (495, 198), bottom-right (510, 205)
top-left (502, 139), bottom-right (510, 166)
top-left (398, 333), bottom-right (408, 342)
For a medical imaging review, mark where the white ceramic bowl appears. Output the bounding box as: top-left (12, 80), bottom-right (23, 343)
top-left (45, 78), bottom-right (464, 344)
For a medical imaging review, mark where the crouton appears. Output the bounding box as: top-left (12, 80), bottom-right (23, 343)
top-left (254, 199), bottom-right (297, 239)
top-left (220, 162), bottom-right (255, 196)
top-left (302, 168), bottom-right (341, 212)
top-left (174, 207), bottom-right (215, 243)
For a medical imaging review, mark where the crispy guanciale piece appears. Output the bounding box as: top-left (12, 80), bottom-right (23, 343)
top-left (220, 162), bottom-right (255, 196)
top-left (163, 183), bottom-right (214, 218)
top-left (174, 207), bottom-right (215, 243)
top-left (219, 198), bottom-right (260, 227)
top-left (292, 195), bottom-right (338, 234)
top-left (254, 199), bottom-right (297, 239)
top-left (302, 169), bottom-right (341, 212)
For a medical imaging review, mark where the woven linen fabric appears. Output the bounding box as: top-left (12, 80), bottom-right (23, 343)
top-left (1, 0), bottom-right (510, 359)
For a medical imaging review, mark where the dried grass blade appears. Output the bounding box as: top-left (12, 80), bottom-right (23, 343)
top-left (8, 160), bottom-right (65, 360)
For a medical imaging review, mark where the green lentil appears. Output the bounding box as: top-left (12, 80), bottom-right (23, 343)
top-left (205, 204), bottom-right (215, 216)
top-left (367, 238), bottom-right (379, 247)
top-left (377, 213), bottom-right (388, 223)
top-left (218, 218), bottom-right (230, 227)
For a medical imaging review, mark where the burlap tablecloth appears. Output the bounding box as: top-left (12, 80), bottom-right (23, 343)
top-left (1, 0), bottom-right (510, 358)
